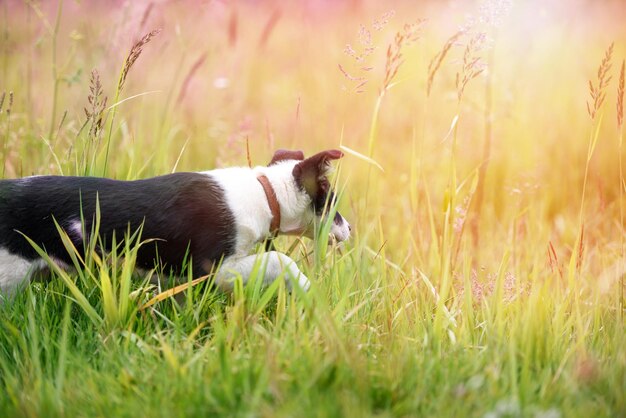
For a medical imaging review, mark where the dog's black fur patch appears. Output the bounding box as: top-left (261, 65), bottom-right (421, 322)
top-left (0, 173), bottom-right (236, 276)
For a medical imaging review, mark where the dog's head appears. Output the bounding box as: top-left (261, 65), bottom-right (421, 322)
top-left (268, 149), bottom-right (351, 242)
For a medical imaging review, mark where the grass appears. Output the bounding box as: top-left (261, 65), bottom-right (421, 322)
top-left (1, 1), bottom-right (625, 417)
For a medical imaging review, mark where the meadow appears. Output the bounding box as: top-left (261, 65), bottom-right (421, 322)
top-left (1, 0), bottom-right (625, 416)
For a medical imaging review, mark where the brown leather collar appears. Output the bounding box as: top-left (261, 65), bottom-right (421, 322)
top-left (256, 174), bottom-right (281, 235)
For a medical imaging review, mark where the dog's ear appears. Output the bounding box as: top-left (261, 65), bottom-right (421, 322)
top-left (292, 149), bottom-right (343, 198)
top-left (268, 149), bottom-right (305, 166)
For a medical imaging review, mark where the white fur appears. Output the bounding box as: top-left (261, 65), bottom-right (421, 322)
top-left (68, 219), bottom-right (83, 241)
top-left (331, 217), bottom-right (351, 242)
top-left (204, 167), bottom-right (275, 255)
top-left (16, 175), bottom-right (43, 186)
top-left (0, 249), bottom-right (45, 295)
top-left (215, 251), bottom-right (310, 292)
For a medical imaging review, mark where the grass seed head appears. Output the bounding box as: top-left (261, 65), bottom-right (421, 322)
top-left (456, 32), bottom-right (488, 102)
top-left (1, 91), bottom-right (14, 116)
top-left (587, 42), bottom-right (614, 120)
top-left (381, 20), bottom-right (425, 94)
top-left (339, 10), bottom-right (421, 95)
top-left (427, 29), bottom-right (466, 97)
top-left (478, 0), bottom-right (513, 28)
top-left (372, 10), bottom-right (395, 31)
top-left (340, 11), bottom-right (391, 93)
top-left (359, 24), bottom-right (372, 46)
top-left (118, 28), bottom-right (161, 93)
top-left (85, 69), bottom-right (107, 138)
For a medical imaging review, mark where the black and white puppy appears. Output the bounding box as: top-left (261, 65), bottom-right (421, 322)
top-left (0, 149), bottom-right (351, 295)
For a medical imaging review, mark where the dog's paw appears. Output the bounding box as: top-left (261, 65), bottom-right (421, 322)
top-left (284, 263), bottom-right (310, 292)
top-left (296, 272), bottom-right (310, 292)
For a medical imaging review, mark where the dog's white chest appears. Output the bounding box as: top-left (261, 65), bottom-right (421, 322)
top-left (203, 168), bottom-right (272, 255)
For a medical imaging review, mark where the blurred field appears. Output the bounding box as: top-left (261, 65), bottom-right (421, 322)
top-left (1, 0), bottom-right (625, 416)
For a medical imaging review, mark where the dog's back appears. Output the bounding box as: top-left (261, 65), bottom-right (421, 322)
top-left (0, 174), bottom-right (237, 282)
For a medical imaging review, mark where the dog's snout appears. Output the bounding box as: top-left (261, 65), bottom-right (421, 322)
top-left (329, 211), bottom-right (351, 242)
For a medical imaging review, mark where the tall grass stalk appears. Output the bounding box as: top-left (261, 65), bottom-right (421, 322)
top-left (617, 59), bottom-right (624, 318)
top-left (48, 0), bottom-right (63, 142)
top-left (102, 78), bottom-right (125, 177)
top-left (471, 36), bottom-right (496, 248)
top-left (1, 91), bottom-right (11, 176)
top-left (18, 200), bottom-right (154, 334)
top-left (433, 26), bottom-right (487, 339)
top-left (568, 95), bottom-right (608, 348)
top-left (103, 29), bottom-right (160, 176)
top-left (53, 303), bottom-right (71, 404)
top-left (363, 21), bottom-right (423, 204)
top-left (575, 43), bottom-right (614, 281)
top-left (434, 105), bottom-right (460, 340)
top-left (366, 95), bottom-right (383, 158)
top-left (363, 94), bottom-right (383, 207)
top-left (1, 2), bottom-right (8, 83)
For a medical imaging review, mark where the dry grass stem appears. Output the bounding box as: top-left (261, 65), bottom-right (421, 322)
top-left (176, 53), bottom-right (208, 104)
top-left (618, 59), bottom-right (624, 128)
top-left (547, 241), bottom-right (564, 279)
top-left (259, 9), bottom-right (281, 49)
top-left (139, 3), bottom-right (154, 30)
top-left (228, 7), bottom-right (238, 47)
top-left (246, 136), bottom-right (252, 168)
top-left (587, 42), bottom-right (614, 120)
top-left (139, 274), bottom-right (212, 311)
top-left (576, 225), bottom-right (585, 270)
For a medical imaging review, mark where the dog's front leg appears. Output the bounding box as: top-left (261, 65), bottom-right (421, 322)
top-left (215, 251), bottom-right (310, 292)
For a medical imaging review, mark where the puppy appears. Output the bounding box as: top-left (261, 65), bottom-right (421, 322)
top-left (0, 149), bottom-right (351, 295)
